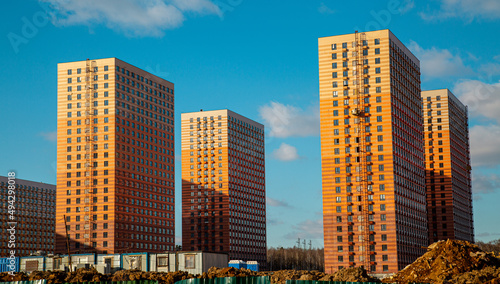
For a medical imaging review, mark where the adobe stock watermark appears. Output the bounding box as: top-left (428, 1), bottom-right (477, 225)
top-left (7, 2), bottom-right (56, 54)
top-left (6, 172), bottom-right (17, 276)
top-left (459, 73), bottom-right (499, 114)
top-left (354, 0), bottom-right (414, 32)
top-left (215, 0), bottom-right (243, 19)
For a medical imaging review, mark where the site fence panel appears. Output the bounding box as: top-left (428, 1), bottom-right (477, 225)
top-left (286, 280), bottom-right (429, 284)
top-left (176, 276), bottom-right (270, 284)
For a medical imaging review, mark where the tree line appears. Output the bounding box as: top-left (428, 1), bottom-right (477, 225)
top-left (267, 246), bottom-right (324, 271)
top-left (476, 239), bottom-right (500, 254)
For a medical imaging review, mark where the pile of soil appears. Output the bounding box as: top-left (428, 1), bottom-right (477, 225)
top-left (200, 267), bottom-right (377, 284)
top-left (0, 271), bottom-right (28, 281)
top-left (265, 269), bottom-right (326, 284)
top-left (384, 239), bottom-right (500, 284)
top-left (319, 267), bottom-right (380, 283)
top-left (111, 269), bottom-right (194, 284)
top-left (200, 267), bottom-right (260, 278)
top-left (65, 267), bottom-right (108, 283)
top-left (27, 268), bottom-right (107, 284)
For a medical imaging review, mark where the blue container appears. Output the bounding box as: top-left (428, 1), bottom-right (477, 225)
top-left (228, 260), bottom-right (247, 269)
top-left (246, 262), bottom-right (259, 272)
top-left (0, 257), bottom-right (20, 273)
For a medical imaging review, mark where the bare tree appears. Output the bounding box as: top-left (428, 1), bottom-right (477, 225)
top-left (267, 246), bottom-right (324, 271)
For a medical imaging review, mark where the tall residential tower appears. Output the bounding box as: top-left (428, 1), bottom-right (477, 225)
top-left (181, 110), bottom-right (266, 264)
top-left (422, 89), bottom-right (473, 243)
top-left (56, 58), bottom-right (175, 254)
top-left (319, 30), bottom-right (427, 274)
top-left (0, 176), bottom-right (55, 257)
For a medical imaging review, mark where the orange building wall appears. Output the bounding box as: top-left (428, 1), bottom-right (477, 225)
top-left (181, 110), bottom-right (266, 265)
top-left (0, 177), bottom-right (55, 257)
top-left (422, 89), bottom-right (473, 243)
top-left (319, 30), bottom-right (427, 274)
top-left (56, 58), bottom-right (175, 254)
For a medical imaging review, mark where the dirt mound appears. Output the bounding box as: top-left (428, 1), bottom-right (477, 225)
top-left (29, 270), bottom-right (68, 283)
top-left (266, 270), bottom-right (325, 284)
top-left (385, 239), bottom-right (500, 284)
top-left (200, 267), bottom-right (374, 284)
top-left (320, 267), bottom-right (380, 283)
top-left (0, 271), bottom-right (29, 282)
top-left (201, 267), bottom-right (260, 278)
top-left (111, 269), bottom-right (194, 284)
top-left (65, 267), bottom-right (108, 283)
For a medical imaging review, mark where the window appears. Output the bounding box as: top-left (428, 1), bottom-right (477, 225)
top-left (332, 53), bottom-right (337, 59)
top-left (332, 63), bottom-right (337, 69)
top-left (375, 58), bottom-right (380, 64)
top-left (374, 39), bottom-right (380, 45)
top-left (375, 48), bottom-right (380, 54)
top-left (331, 44), bottom-right (337, 50)
top-left (158, 256), bottom-right (168, 267)
top-left (332, 72), bottom-right (338, 78)
top-left (375, 67), bottom-right (381, 74)
top-left (376, 87), bottom-right (381, 93)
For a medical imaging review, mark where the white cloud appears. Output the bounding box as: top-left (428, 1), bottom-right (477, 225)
top-left (472, 172), bottom-right (500, 194)
top-left (267, 218), bottom-right (284, 226)
top-left (39, 131), bottom-right (57, 141)
top-left (469, 125), bottom-right (500, 167)
top-left (41, 0), bottom-right (220, 37)
top-left (284, 219), bottom-right (323, 241)
top-left (272, 143), bottom-right (300, 162)
top-left (421, 0), bottom-right (500, 21)
top-left (479, 63), bottom-right (500, 78)
top-left (259, 102), bottom-right (320, 138)
top-left (399, 0), bottom-right (415, 14)
top-left (267, 197), bottom-right (292, 208)
top-left (408, 40), bottom-right (474, 79)
top-left (454, 80), bottom-right (500, 122)
top-left (318, 3), bottom-right (335, 14)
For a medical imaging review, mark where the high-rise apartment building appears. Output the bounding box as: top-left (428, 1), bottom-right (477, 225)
top-left (422, 89), bottom-right (473, 243)
top-left (181, 110), bottom-right (266, 264)
top-left (0, 176), bottom-right (56, 257)
top-left (319, 30), bottom-right (427, 274)
top-left (56, 58), bottom-right (175, 254)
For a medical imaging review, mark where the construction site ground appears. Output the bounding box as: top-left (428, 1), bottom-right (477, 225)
top-left (0, 240), bottom-right (499, 284)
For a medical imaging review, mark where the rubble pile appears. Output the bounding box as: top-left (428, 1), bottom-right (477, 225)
top-left (0, 271), bottom-right (28, 281)
top-left (265, 269), bottom-right (325, 284)
top-left (319, 267), bottom-right (380, 283)
top-left (199, 267), bottom-right (377, 284)
top-left (200, 267), bottom-right (260, 278)
top-left (28, 270), bottom-right (69, 283)
top-left (64, 267), bottom-right (107, 283)
top-left (111, 269), bottom-right (194, 284)
top-left (384, 239), bottom-right (500, 284)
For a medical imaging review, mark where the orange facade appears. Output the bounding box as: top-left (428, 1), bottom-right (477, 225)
top-left (181, 110), bottom-right (266, 265)
top-left (422, 89), bottom-right (473, 243)
top-left (319, 30), bottom-right (427, 274)
top-left (56, 58), bottom-right (175, 254)
top-left (0, 176), bottom-right (55, 257)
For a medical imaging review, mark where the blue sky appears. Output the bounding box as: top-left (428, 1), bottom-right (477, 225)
top-left (1, 0), bottom-right (500, 248)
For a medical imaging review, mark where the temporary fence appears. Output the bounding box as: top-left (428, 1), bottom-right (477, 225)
top-left (286, 280), bottom-right (429, 284)
top-left (0, 281), bottom-right (158, 284)
top-left (175, 277), bottom-right (270, 284)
